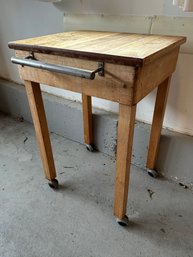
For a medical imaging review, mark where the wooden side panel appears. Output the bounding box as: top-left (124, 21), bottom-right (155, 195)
top-left (16, 51), bottom-right (135, 105)
top-left (133, 47), bottom-right (179, 104)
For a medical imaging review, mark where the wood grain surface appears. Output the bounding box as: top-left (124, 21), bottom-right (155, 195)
top-left (9, 31), bottom-right (186, 66)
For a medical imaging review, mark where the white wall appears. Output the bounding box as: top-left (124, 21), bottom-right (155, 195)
top-left (0, 0), bottom-right (63, 81)
top-left (54, 0), bottom-right (193, 16)
top-left (0, 0), bottom-right (193, 135)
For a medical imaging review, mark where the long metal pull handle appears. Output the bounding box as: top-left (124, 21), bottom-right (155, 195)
top-left (11, 57), bottom-right (104, 80)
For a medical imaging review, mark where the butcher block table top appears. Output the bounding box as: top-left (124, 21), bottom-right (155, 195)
top-left (9, 31), bottom-right (186, 226)
top-left (8, 31), bottom-right (186, 66)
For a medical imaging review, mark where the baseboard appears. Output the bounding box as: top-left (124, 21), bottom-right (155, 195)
top-left (0, 78), bottom-right (193, 189)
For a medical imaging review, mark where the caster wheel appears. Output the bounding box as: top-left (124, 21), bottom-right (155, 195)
top-left (147, 169), bottom-right (159, 178)
top-left (86, 144), bottom-right (94, 152)
top-left (48, 179), bottom-right (59, 189)
top-left (116, 215), bottom-right (129, 226)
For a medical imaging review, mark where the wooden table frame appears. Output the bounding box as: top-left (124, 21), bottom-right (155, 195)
top-left (9, 32), bottom-right (185, 225)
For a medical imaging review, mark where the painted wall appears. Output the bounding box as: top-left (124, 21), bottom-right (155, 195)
top-left (54, 0), bottom-right (193, 17)
top-left (0, 0), bottom-right (63, 81)
top-left (0, 0), bottom-right (193, 135)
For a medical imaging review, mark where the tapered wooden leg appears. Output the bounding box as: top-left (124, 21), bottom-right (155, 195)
top-left (146, 77), bottom-right (171, 170)
top-left (114, 104), bottom-right (136, 220)
top-left (24, 81), bottom-right (56, 181)
top-left (82, 94), bottom-right (93, 147)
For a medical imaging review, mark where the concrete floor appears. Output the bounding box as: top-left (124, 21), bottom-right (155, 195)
top-left (0, 113), bottom-right (193, 257)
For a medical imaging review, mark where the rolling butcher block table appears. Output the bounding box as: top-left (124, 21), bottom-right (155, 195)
top-left (9, 31), bottom-right (186, 226)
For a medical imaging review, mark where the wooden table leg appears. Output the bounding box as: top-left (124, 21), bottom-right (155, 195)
top-left (82, 94), bottom-right (93, 151)
top-left (114, 104), bottom-right (136, 225)
top-left (24, 81), bottom-right (57, 183)
top-left (146, 76), bottom-right (171, 172)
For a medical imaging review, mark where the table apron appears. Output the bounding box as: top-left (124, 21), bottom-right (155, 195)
top-left (133, 47), bottom-right (180, 104)
top-left (15, 47), bottom-right (179, 105)
top-left (16, 51), bottom-right (135, 105)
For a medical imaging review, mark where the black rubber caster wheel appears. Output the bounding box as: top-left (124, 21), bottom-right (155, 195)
top-left (48, 179), bottom-right (59, 189)
top-left (86, 144), bottom-right (94, 152)
top-left (116, 215), bottom-right (129, 226)
top-left (147, 169), bottom-right (159, 178)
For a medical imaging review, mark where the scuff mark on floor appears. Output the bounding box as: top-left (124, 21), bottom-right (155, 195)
top-left (147, 188), bottom-right (154, 199)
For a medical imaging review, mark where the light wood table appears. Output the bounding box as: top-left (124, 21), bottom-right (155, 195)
top-left (9, 31), bottom-right (186, 225)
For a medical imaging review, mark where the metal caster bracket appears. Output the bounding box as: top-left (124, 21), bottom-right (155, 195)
top-left (116, 215), bottom-right (129, 226)
top-left (147, 169), bottom-right (159, 178)
top-left (48, 179), bottom-right (59, 189)
top-left (86, 144), bottom-right (94, 152)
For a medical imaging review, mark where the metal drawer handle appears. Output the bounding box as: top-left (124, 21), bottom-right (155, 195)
top-left (11, 56), bottom-right (104, 80)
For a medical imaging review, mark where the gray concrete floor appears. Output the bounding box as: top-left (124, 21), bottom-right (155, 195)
top-left (0, 113), bottom-right (193, 257)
